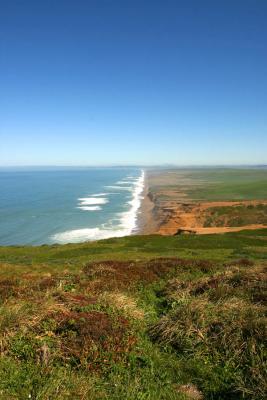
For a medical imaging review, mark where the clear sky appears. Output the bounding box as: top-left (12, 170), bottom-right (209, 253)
top-left (1, 0), bottom-right (267, 166)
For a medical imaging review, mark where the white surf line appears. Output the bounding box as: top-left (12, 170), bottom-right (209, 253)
top-left (77, 206), bottom-right (102, 211)
top-left (116, 180), bottom-right (136, 184)
top-left (91, 192), bottom-right (119, 196)
top-left (91, 193), bottom-right (108, 197)
top-left (52, 170), bottom-right (145, 243)
top-left (77, 197), bottom-right (108, 205)
top-left (118, 169), bottom-right (145, 235)
top-left (52, 227), bottom-right (116, 243)
top-left (104, 185), bottom-right (132, 190)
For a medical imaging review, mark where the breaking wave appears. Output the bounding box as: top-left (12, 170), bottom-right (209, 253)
top-left (77, 206), bottom-right (102, 211)
top-left (77, 197), bottom-right (108, 205)
top-left (104, 185), bottom-right (132, 190)
top-left (52, 170), bottom-right (145, 244)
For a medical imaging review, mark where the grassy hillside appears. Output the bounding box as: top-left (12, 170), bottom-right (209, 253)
top-left (0, 230), bottom-right (266, 399)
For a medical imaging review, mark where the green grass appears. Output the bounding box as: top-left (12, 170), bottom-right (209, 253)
top-left (1, 230), bottom-right (267, 273)
top-left (148, 168), bottom-right (267, 202)
top-left (204, 204), bottom-right (267, 227)
top-left (0, 230), bottom-right (266, 399)
top-left (184, 169), bottom-right (267, 201)
top-left (188, 179), bottom-right (267, 201)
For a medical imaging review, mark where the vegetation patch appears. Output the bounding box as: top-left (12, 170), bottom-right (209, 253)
top-left (46, 310), bottom-right (135, 370)
top-left (150, 262), bottom-right (267, 399)
top-left (204, 204), bottom-right (267, 227)
top-left (0, 232), bottom-right (266, 399)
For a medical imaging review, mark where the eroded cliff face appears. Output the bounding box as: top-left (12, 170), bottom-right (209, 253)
top-left (140, 168), bottom-right (267, 236)
top-left (147, 191), bottom-right (198, 234)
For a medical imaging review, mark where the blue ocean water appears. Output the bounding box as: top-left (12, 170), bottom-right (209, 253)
top-left (0, 167), bottom-right (144, 245)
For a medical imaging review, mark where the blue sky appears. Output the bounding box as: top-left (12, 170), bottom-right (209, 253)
top-left (1, 0), bottom-right (267, 166)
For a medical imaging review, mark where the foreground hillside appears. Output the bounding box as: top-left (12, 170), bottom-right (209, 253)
top-left (0, 230), bottom-right (266, 399)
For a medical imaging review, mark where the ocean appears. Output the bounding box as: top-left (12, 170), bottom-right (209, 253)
top-left (0, 167), bottom-right (144, 245)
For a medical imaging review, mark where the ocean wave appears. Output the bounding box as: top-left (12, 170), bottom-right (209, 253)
top-left (117, 170), bottom-right (145, 235)
top-left (77, 197), bottom-right (108, 205)
top-left (77, 206), bottom-right (102, 211)
top-left (52, 170), bottom-right (145, 244)
top-left (52, 227), bottom-right (127, 243)
top-left (91, 193), bottom-right (108, 197)
top-left (105, 185), bottom-right (132, 190)
top-left (116, 180), bottom-right (135, 185)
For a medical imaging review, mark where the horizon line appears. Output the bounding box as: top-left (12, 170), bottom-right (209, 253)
top-left (0, 163), bottom-right (266, 168)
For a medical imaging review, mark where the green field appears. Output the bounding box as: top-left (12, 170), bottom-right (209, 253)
top-left (148, 168), bottom-right (267, 202)
top-left (187, 169), bottom-right (267, 201)
top-left (0, 230), bottom-right (266, 399)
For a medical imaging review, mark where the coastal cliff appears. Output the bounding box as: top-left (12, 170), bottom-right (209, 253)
top-left (140, 168), bottom-right (267, 235)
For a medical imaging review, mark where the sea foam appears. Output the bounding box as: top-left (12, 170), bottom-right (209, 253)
top-left (91, 193), bottom-right (108, 197)
top-left (78, 197), bottom-right (108, 205)
top-left (52, 228), bottom-right (122, 243)
top-left (116, 180), bottom-right (135, 184)
top-left (117, 170), bottom-right (145, 235)
top-left (77, 206), bottom-right (102, 211)
top-left (52, 170), bottom-right (145, 243)
top-left (105, 185), bottom-right (132, 190)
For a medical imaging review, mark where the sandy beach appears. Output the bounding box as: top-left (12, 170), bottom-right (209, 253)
top-left (136, 171), bottom-right (158, 234)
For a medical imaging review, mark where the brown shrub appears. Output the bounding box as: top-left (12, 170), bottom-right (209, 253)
top-left (82, 258), bottom-right (182, 291)
top-left (82, 258), bottom-right (215, 293)
top-left (230, 258), bottom-right (254, 268)
top-left (37, 277), bottom-right (58, 291)
top-left (54, 292), bottom-right (98, 307)
top-left (192, 276), bottom-right (220, 295)
top-left (49, 310), bottom-right (135, 370)
top-left (0, 279), bottom-right (19, 302)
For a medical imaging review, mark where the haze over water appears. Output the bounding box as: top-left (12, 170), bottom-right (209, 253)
top-left (0, 167), bottom-right (144, 245)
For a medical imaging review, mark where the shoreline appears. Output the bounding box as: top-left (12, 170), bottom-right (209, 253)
top-left (136, 171), bottom-right (159, 235)
top-left (53, 169), bottom-right (146, 244)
